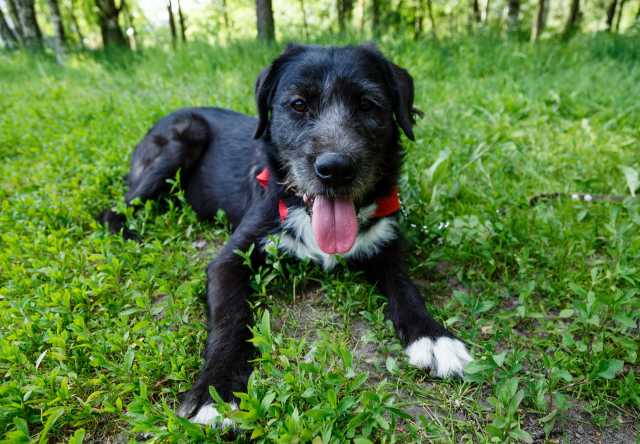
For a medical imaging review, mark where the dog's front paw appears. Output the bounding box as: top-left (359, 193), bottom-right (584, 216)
top-left (405, 336), bottom-right (472, 378)
top-left (177, 397), bottom-right (236, 429)
top-left (179, 402), bottom-right (236, 429)
top-left (177, 389), bottom-right (236, 429)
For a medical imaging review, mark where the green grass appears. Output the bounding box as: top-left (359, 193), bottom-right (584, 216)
top-left (1, 34), bottom-right (639, 443)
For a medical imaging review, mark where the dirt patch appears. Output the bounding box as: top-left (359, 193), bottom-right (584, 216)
top-left (523, 401), bottom-right (638, 443)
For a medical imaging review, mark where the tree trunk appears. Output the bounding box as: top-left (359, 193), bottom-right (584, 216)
top-left (167, 0), bottom-right (177, 48)
top-left (95, 0), bottom-right (128, 48)
top-left (337, 0), bottom-right (355, 33)
top-left (256, 0), bottom-right (274, 41)
top-left (562, 0), bottom-right (580, 39)
top-left (221, 0), bottom-right (229, 31)
top-left (414, 0), bottom-right (424, 39)
top-left (68, 1), bottom-right (85, 48)
top-left (121, 0), bottom-right (137, 48)
top-left (299, 0), bottom-right (308, 38)
top-left (532, 0), bottom-right (547, 40)
top-left (14, 0), bottom-right (42, 47)
top-left (614, 0), bottom-right (626, 31)
top-left (472, 0), bottom-right (481, 23)
top-left (6, 0), bottom-right (23, 41)
top-left (46, 0), bottom-right (66, 46)
top-left (605, 0), bottom-right (618, 30)
top-left (484, 0), bottom-right (491, 22)
top-left (371, 0), bottom-right (380, 36)
top-left (0, 6), bottom-right (19, 48)
top-left (426, 0), bottom-right (438, 39)
top-left (177, 0), bottom-right (186, 42)
top-left (507, 0), bottom-right (520, 33)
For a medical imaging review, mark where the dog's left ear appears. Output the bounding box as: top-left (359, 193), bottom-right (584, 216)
top-left (254, 44), bottom-right (307, 139)
top-left (386, 61), bottom-right (418, 141)
top-left (362, 43), bottom-right (419, 141)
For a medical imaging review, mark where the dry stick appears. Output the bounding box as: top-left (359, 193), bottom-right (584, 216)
top-left (528, 192), bottom-right (626, 207)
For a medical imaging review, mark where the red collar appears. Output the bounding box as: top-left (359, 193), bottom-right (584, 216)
top-left (256, 167), bottom-right (400, 222)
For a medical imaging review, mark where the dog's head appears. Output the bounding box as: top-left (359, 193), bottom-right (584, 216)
top-left (254, 44), bottom-right (418, 254)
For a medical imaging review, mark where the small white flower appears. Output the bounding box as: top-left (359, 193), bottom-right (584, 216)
top-left (584, 194), bottom-right (593, 202)
top-left (571, 193), bottom-right (580, 201)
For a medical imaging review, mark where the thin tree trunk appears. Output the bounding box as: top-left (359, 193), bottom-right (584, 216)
top-left (177, 0), bottom-right (186, 42)
top-left (167, 0), bottom-right (177, 48)
top-left (221, 0), bottom-right (229, 31)
top-left (256, 0), bottom-right (274, 41)
top-left (371, 0), bottom-right (380, 36)
top-left (614, 0), bottom-right (627, 31)
top-left (299, 0), bottom-right (308, 38)
top-left (414, 0), bottom-right (424, 39)
top-left (121, 0), bottom-right (137, 48)
top-left (562, 0), bottom-right (580, 39)
top-left (0, 6), bottom-right (19, 48)
top-left (6, 0), bottom-right (23, 41)
top-left (426, 0), bottom-right (438, 39)
top-left (532, 0), bottom-right (547, 40)
top-left (360, 0), bottom-right (365, 33)
top-left (605, 0), bottom-right (618, 30)
top-left (68, 0), bottom-right (85, 48)
top-left (337, 0), bottom-right (355, 33)
top-left (46, 0), bottom-right (66, 46)
top-left (14, 0), bottom-right (42, 47)
top-left (507, 0), bottom-right (520, 33)
top-left (95, 0), bottom-right (128, 48)
top-left (472, 0), bottom-right (481, 23)
top-left (484, 0), bottom-right (491, 22)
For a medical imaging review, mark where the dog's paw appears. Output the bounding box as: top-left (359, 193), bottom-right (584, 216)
top-left (177, 401), bottom-right (237, 429)
top-left (405, 336), bottom-right (472, 378)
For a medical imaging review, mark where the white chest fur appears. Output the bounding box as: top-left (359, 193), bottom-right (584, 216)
top-left (270, 203), bottom-right (399, 270)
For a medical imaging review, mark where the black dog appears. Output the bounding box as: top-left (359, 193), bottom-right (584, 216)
top-left (102, 43), bottom-right (472, 426)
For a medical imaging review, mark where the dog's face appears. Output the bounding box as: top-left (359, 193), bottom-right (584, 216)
top-left (254, 44), bottom-right (417, 254)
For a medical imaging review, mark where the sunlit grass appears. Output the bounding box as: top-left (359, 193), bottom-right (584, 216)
top-left (0, 34), bottom-right (639, 442)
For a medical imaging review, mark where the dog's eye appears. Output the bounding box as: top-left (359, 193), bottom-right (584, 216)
top-left (290, 98), bottom-right (308, 113)
top-left (359, 98), bottom-right (375, 112)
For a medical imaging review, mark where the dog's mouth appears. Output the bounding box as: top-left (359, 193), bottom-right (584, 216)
top-left (302, 194), bottom-right (358, 255)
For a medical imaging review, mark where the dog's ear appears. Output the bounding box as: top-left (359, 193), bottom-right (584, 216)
top-left (361, 44), bottom-right (419, 141)
top-left (254, 44), bottom-right (307, 139)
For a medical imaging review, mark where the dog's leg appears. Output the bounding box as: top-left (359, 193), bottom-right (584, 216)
top-left (358, 239), bottom-right (472, 377)
top-left (99, 112), bottom-right (211, 239)
top-left (125, 112), bottom-right (210, 204)
top-left (177, 197), bottom-right (276, 426)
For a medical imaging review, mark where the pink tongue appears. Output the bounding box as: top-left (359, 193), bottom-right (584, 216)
top-left (312, 196), bottom-right (358, 254)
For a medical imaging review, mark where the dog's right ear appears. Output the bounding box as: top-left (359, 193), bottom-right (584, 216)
top-left (254, 44), bottom-right (307, 139)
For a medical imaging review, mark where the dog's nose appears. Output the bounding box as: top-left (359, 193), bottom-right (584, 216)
top-left (314, 153), bottom-right (355, 185)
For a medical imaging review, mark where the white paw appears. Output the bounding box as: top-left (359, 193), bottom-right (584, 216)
top-left (183, 402), bottom-right (237, 429)
top-left (405, 336), bottom-right (472, 378)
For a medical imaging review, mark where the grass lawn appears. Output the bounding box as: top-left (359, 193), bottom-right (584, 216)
top-left (1, 34), bottom-right (639, 443)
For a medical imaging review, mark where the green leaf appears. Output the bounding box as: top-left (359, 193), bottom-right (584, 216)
top-left (509, 427), bottom-right (533, 443)
top-left (619, 165), bottom-right (639, 197)
top-left (39, 407), bottom-right (65, 444)
top-left (595, 359), bottom-right (624, 379)
top-left (492, 352), bottom-right (507, 367)
top-left (67, 429), bottom-right (86, 444)
top-left (558, 309), bottom-right (574, 318)
top-left (385, 356), bottom-right (399, 373)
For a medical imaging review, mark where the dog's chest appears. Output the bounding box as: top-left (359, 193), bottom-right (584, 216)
top-left (269, 203), bottom-right (398, 270)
